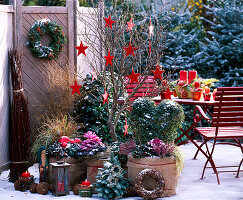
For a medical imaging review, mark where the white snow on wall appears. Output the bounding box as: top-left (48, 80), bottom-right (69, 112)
top-left (76, 6), bottom-right (102, 81)
top-left (0, 5), bottom-right (13, 173)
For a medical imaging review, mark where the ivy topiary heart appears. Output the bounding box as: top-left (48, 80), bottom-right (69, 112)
top-left (130, 98), bottom-right (184, 144)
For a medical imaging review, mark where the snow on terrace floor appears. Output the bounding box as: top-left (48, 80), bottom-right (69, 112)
top-left (1, 142), bottom-right (243, 200)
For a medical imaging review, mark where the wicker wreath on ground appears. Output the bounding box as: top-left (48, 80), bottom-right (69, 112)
top-left (72, 183), bottom-right (80, 195)
top-left (27, 18), bottom-right (66, 59)
top-left (134, 169), bottom-right (165, 200)
top-left (29, 182), bottom-right (38, 193)
top-left (36, 182), bottom-right (50, 195)
top-left (14, 179), bottom-right (28, 191)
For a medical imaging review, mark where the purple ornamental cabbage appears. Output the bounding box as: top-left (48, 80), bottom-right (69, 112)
top-left (150, 138), bottom-right (175, 158)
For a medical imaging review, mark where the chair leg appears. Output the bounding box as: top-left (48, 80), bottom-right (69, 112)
top-left (236, 158), bottom-right (243, 178)
top-left (234, 139), bottom-right (243, 178)
top-left (201, 159), bottom-right (209, 180)
top-left (193, 140), bottom-right (207, 160)
top-left (202, 139), bottom-right (220, 184)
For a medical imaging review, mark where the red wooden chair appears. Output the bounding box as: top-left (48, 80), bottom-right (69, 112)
top-left (125, 76), bottom-right (159, 101)
top-left (193, 87), bottom-right (243, 184)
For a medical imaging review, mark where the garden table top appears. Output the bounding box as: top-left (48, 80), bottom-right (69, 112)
top-left (152, 96), bottom-right (215, 106)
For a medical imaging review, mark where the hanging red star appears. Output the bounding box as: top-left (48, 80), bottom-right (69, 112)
top-left (127, 18), bottom-right (135, 32)
top-left (124, 119), bottom-right (129, 136)
top-left (104, 14), bottom-right (116, 30)
top-left (70, 80), bottom-right (82, 95)
top-left (127, 68), bottom-right (141, 84)
top-left (90, 71), bottom-right (97, 82)
top-left (104, 51), bottom-right (114, 67)
top-left (102, 89), bottom-right (109, 105)
top-left (151, 65), bottom-right (165, 80)
top-left (74, 41), bottom-right (88, 56)
top-left (123, 42), bottom-right (138, 57)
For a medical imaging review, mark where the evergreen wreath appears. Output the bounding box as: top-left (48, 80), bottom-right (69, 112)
top-left (27, 18), bottom-right (66, 59)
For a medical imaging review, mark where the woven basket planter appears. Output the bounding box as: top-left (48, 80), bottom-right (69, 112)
top-left (127, 155), bottom-right (179, 197)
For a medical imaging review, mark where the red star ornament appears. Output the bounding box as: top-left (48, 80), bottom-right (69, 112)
top-left (104, 14), bottom-right (116, 30)
top-left (123, 42), bottom-right (138, 57)
top-left (151, 65), bottom-right (165, 80)
top-left (104, 51), bottom-right (114, 67)
top-left (70, 80), bottom-right (82, 95)
top-left (127, 18), bottom-right (135, 32)
top-left (75, 41), bottom-right (88, 56)
top-left (127, 68), bottom-right (141, 84)
top-left (124, 119), bottom-right (129, 136)
top-left (90, 71), bottom-right (97, 82)
top-left (102, 89), bottom-right (109, 105)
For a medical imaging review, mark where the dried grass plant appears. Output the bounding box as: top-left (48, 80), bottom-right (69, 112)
top-left (31, 114), bottom-right (78, 157)
top-left (31, 65), bottom-right (85, 157)
top-left (43, 65), bottom-right (76, 118)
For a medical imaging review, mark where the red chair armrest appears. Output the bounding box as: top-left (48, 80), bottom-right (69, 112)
top-left (193, 105), bottom-right (211, 123)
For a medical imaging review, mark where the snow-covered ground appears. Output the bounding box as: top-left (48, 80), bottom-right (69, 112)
top-left (1, 142), bottom-right (243, 200)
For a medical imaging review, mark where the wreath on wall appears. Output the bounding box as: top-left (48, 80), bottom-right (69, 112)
top-left (27, 18), bottom-right (66, 59)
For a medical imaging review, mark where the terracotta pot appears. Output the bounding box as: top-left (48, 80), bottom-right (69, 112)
top-left (160, 92), bottom-right (172, 99)
top-left (192, 91), bottom-right (202, 101)
top-left (127, 155), bottom-right (179, 197)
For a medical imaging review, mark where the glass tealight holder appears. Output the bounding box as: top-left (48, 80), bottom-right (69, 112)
top-left (203, 93), bottom-right (211, 101)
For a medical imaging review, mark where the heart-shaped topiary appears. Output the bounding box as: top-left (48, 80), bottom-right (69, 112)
top-left (130, 98), bottom-right (184, 144)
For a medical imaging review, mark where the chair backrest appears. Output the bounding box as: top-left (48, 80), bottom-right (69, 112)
top-left (212, 87), bottom-right (243, 127)
top-left (125, 76), bottom-right (159, 101)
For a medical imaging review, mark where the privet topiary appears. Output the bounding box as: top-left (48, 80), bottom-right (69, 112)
top-left (130, 98), bottom-right (184, 144)
top-left (154, 100), bottom-right (185, 142)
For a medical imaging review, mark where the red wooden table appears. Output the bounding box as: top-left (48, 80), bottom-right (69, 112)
top-left (152, 96), bottom-right (215, 146)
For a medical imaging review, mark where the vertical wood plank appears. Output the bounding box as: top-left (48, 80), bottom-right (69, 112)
top-left (67, 0), bottom-right (75, 79)
top-left (98, 0), bottom-right (104, 71)
top-left (14, 0), bottom-right (23, 53)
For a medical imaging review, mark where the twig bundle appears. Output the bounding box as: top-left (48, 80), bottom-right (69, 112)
top-left (9, 49), bottom-right (30, 182)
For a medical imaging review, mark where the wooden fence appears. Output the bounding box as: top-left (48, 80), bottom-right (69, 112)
top-left (0, 0), bottom-right (101, 172)
top-left (20, 1), bottom-right (77, 137)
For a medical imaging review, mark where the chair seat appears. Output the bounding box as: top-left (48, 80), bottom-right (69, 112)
top-left (196, 127), bottom-right (243, 139)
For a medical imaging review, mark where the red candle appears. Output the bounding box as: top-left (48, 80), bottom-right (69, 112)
top-left (194, 82), bottom-right (200, 89)
top-left (179, 71), bottom-right (188, 82)
top-left (82, 179), bottom-right (91, 187)
top-left (205, 88), bottom-right (210, 94)
top-left (188, 70), bottom-right (197, 83)
top-left (21, 171), bottom-right (30, 178)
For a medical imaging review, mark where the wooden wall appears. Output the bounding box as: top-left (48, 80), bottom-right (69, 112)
top-left (16, 1), bottom-right (77, 138)
top-left (0, 5), bottom-right (13, 173)
top-left (0, 0), bottom-right (101, 172)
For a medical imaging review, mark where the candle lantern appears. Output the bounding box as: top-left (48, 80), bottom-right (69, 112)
top-left (50, 161), bottom-right (71, 196)
top-left (203, 93), bottom-right (211, 101)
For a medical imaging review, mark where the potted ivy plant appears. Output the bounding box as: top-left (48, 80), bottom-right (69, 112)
top-left (120, 98), bottom-right (184, 198)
